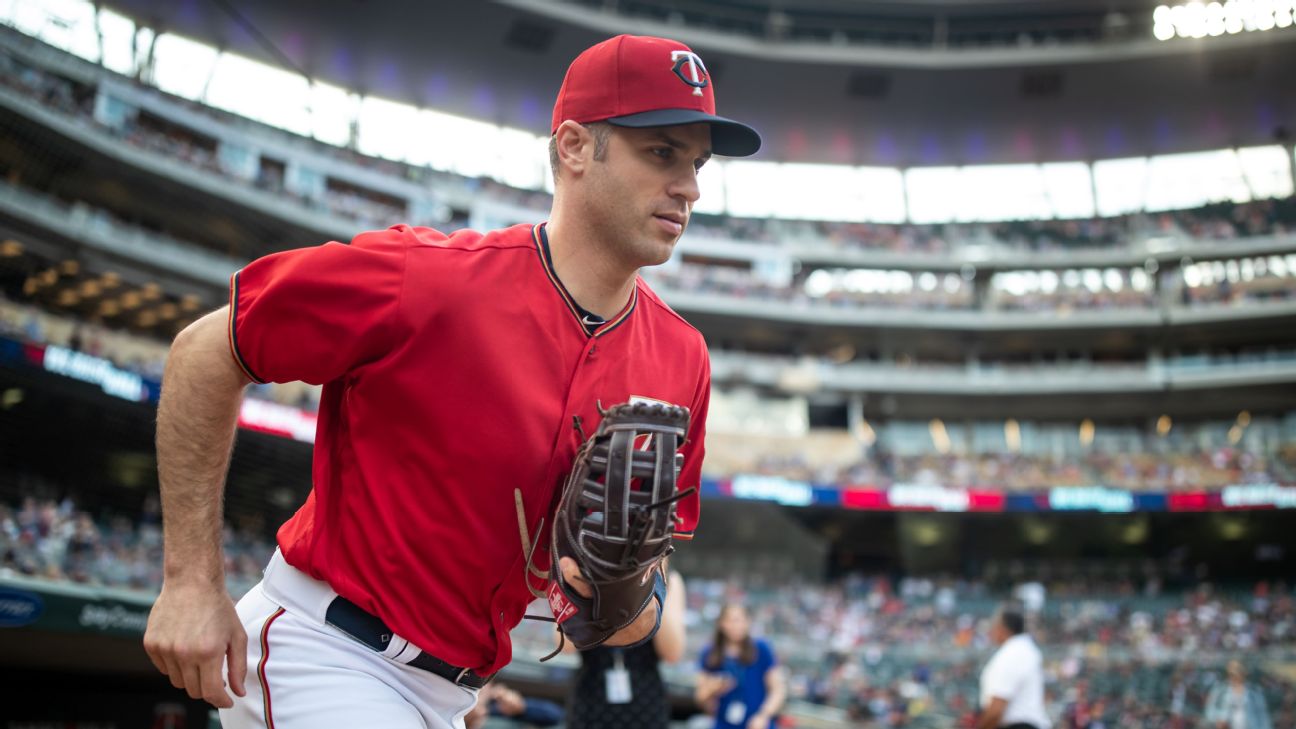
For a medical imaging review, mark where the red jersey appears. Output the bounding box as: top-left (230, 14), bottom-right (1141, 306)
top-left (228, 223), bottom-right (709, 675)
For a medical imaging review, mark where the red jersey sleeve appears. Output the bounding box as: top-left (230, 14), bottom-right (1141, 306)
top-left (673, 351), bottom-right (710, 540)
top-left (227, 227), bottom-right (414, 385)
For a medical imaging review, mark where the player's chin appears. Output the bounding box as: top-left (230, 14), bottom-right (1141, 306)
top-left (639, 239), bottom-right (677, 267)
top-left (637, 228), bottom-right (679, 260)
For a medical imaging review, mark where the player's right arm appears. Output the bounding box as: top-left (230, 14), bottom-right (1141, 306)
top-left (143, 227), bottom-right (411, 707)
top-left (144, 305), bottom-right (251, 709)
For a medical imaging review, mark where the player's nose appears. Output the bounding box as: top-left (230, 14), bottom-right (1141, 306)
top-left (668, 168), bottom-right (701, 206)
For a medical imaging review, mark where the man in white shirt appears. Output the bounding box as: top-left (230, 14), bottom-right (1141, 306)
top-left (978, 604), bottom-right (1051, 729)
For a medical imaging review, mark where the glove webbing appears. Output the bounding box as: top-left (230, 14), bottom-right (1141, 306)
top-left (514, 485), bottom-right (694, 661)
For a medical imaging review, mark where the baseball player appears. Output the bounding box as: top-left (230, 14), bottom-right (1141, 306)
top-left (142, 34), bottom-right (761, 728)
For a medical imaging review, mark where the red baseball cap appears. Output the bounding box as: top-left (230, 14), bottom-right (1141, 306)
top-left (552, 35), bottom-right (761, 157)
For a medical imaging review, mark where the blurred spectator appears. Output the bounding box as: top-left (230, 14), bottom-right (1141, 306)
top-left (977, 603), bottom-right (1050, 729)
top-left (567, 570), bottom-right (688, 729)
top-left (696, 604), bottom-right (786, 729)
top-left (1204, 660), bottom-right (1272, 729)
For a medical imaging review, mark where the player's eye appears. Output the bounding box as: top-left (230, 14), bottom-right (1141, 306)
top-left (652, 147), bottom-right (674, 160)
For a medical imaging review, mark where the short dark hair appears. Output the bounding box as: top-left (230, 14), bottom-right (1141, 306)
top-left (999, 604), bottom-right (1026, 635)
top-left (549, 121), bottom-right (614, 180)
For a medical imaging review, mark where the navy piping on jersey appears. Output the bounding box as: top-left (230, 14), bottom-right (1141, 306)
top-left (532, 224), bottom-right (636, 338)
top-left (228, 270), bottom-right (267, 384)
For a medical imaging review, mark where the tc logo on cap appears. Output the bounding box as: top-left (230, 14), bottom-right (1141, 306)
top-left (670, 50), bottom-right (709, 96)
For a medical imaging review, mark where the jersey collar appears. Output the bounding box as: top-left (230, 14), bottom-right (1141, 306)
top-left (532, 223), bottom-right (637, 338)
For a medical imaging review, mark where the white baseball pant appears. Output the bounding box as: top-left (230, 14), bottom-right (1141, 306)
top-left (219, 550), bottom-right (480, 728)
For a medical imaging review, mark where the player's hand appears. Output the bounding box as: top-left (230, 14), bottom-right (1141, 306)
top-left (144, 580), bottom-right (247, 709)
top-left (557, 557), bottom-right (660, 646)
top-left (747, 712), bottom-right (773, 729)
top-left (558, 556), bottom-right (594, 598)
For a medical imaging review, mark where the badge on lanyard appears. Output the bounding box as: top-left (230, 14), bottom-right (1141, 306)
top-left (605, 649), bottom-right (632, 704)
top-left (725, 700), bottom-right (747, 725)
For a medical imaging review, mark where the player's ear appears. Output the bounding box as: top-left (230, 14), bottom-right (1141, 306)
top-left (554, 120), bottom-right (594, 178)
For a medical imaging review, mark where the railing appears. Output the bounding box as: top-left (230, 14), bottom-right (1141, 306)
top-left (709, 349), bottom-right (1296, 394)
top-left (0, 180), bottom-right (242, 287)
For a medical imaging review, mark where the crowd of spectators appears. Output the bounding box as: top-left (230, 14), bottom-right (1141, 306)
top-left (685, 198), bottom-right (1296, 258)
top-left (989, 269), bottom-right (1159, 312)
top-left (7, 46), bottom-right (1296, 320)
top-left (646, 257), bottom-right (1296, 314)
top-left (1182, 270), bottom-right (1296, 308)
top-left (0, 489), bottom-right (271, 596)
top-left (3, 482), bottom-right (1295, 728)
top-left (644, 263), bottom-right (978, 311)
top-left (679, 573), bottom-right (1296, 727)
top-left (0, 48), bottom-right (444, 234)
top-left (653, 258), bottom-right (1296, 313)
top-left (7, 44), bottom-right (1296, 265)
top-left (0, 295), bottom-right (322, 411)
top-left (0, 44), bottom-right (87, 115)
top-left (743, 446), bottom-right (1296, 491)
top-left (8, 292), bottom-right (1296, 493)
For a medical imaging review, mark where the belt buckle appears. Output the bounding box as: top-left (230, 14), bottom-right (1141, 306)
top-left (454, 667), bottom-right (471, 686)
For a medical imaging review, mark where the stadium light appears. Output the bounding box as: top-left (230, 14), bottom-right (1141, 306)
top-left (1004, 419), bottom-right (1021, 452)
top-left (928, 419), bottom-right (951, 454)
top-left (1153, 1), bottom-right (1296, 41)
top-left (0, 388), bottom-right (22, 411)
top-left (853, 418), bottom-right (877, 447)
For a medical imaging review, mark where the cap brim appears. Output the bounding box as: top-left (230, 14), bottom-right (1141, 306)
top-left (607, 109), bottom-right (761, 157)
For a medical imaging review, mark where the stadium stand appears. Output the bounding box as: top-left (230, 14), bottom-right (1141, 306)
top-left (1, 2), bottom-right (1294, 727)
top-left (4, 486), bottom-right (1293, 728)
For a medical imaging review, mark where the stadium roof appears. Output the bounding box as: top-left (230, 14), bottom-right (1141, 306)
top-left (100, 0), bottom-right (1296, 164)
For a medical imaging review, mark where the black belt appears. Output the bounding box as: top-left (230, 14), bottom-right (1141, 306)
top-left (324, 595), bottom-right (493, 689)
